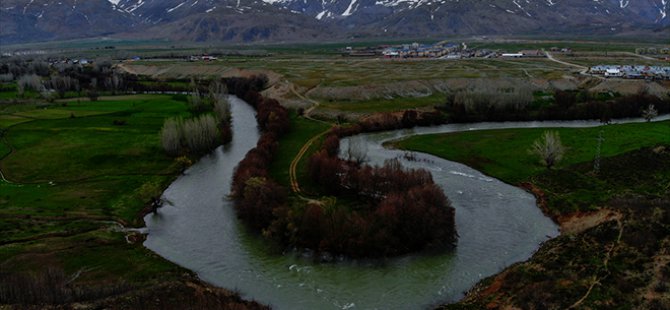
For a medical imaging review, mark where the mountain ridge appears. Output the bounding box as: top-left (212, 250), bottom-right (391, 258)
top-left (1, 0), bottom-right (667, 44)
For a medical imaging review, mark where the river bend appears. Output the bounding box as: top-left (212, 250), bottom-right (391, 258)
top-left (144, 97), bottom-right (666, 309)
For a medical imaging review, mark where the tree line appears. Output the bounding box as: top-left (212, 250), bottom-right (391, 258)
top-left (160, 80), bottom-right (232, 157)
top-left (441, 88), bottom-right (670, 123)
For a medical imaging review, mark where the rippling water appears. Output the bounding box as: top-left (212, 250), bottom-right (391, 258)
top-left (145, 99), bottom-right (666, 309)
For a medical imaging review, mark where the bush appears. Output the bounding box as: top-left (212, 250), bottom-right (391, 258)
top-left (160, 115), bottom-right (221, 156)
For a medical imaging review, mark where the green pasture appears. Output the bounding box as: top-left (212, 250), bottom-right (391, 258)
top-left (0, 94), bottom-right (191, 287)
top-left (395, 120), bottom-right (670, 214)
top-left (395, 120), bottom-right (670, 184)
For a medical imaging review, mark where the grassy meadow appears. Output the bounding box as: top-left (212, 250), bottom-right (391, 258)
top-left (0, 95), bottom-right (195, 295)
top-left (395, 120), bottom-right (670, 215)
top-left (395, 121), bottom-right (670, 183)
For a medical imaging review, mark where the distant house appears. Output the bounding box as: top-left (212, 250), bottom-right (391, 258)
top-left (501, 53), bottom-right (523, 58)
top-left (605, 68), bottom-right (623, 78)
top-left (201, 55), bottom-right (218, 61)
top-left (623, 70), bottom-right (643, 79)
top-left (661, 48), bottom-right (670, 55)
top-left (519, 50), bottom-right (544, 57)
top-left (131, 56), bottom-right (141, 61)
top-left (590, 66), bottom-right (607, 74)
top-left (382, 48), bottom-right (400, 58)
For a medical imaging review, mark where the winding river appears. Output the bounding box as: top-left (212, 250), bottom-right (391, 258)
top-left (144, 97), bottom-right (667, 309)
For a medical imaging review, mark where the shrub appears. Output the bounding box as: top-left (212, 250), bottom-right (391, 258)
top-left (160, 118), bottom-right (182, 156)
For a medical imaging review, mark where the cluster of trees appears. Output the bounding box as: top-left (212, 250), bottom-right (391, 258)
top-left (228, 75), bottom-right (455, 257)
top-left (444, 87), bottom-right (534, 120)
top-left (0, 58), bottom-right (199, 101)
top-left (299, 132), bottom-right (457, 256)
top-left (442, 88), bottom-right (670, 123)
top-left (228, 76), bottom-right (290, 231)
top-left (160, 80), bottom-right (232, 157)
top-left (329, 110), bottom-right (446, 140)
top-left (160, 115), bottom-right (221, 156)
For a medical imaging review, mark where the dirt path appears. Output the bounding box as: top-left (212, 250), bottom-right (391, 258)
top-left (288, 81), bottom-right (322, 119)
top-left (544, 51), bottom-right (588, 71)
top-left (288, 129), bottom-right (329, 195)
top-left (286, 82), bottom-right (333, 196)
top-left (568, 217), bottom-right (624, 309)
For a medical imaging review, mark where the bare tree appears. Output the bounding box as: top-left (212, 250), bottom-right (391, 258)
top-left (17, 74), bottom-right (42, 97)
top-left (48, 76), bottom-right (77, 98)
top-left (160, 118), bottom-right (182, 156)
top-left (183, 115), bottom-right (219, 154)
top-left (213, 95), bottom-right (230, 122)
top-left (208, 80), bottom-right (227, 98)
top-left (530, 131), bottom-right (565, 169)
top-left (187, 88), bottom-right (207, 113)
top-left (642, 104), bottom-right (658, 122)
top-left (161, 115), bottom-right (222, 156)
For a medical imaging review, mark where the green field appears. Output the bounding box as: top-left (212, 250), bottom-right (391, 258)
top-left (395, 121), bottom-right (670, 184)
top-left (0, 95), bottom-right (194, 294)
top-left (396, 120), bottom-right (670, 215)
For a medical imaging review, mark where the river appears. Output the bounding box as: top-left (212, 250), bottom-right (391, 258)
top-left (144, 97), bottom-right (667, 309)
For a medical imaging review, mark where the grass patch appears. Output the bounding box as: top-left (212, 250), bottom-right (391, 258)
top-left (268, 112), bottom-right (331, 187)
top-left (395, 121), bottom-right (670, 184)
top-left (0, 94), bottom-right (193, 291)
top-left (396, 120), bottom-right (670, 216)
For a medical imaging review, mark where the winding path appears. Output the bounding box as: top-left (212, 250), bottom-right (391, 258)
top-left (286, 81), bottom-right (333, 196)
top-left (288, 129), bottom-right (328, 195)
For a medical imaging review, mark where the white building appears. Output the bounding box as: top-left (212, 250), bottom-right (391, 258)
top-left (605, 68), bottom-right (623, 77)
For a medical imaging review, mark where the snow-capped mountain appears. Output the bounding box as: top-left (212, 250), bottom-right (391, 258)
top-left (1, 0), bottom-right (667, 44)
top-left (1, 0), bottom-right (137, 43)
top-left (260, 0), bottom-right (668, 24)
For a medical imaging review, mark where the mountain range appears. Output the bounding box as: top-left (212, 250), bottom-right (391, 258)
top-left (1, 0), bottom-right (668, 44)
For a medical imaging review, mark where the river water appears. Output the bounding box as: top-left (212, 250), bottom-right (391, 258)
top-left (144, 98), bottom-right (667, 309)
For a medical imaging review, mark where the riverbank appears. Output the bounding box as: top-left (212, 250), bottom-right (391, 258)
top-left (394, 120), bottom-right (670, 308)
top-left (0, 95), bottom-right (264, 308)
top-left (445, 147), bottom-right (670, 309)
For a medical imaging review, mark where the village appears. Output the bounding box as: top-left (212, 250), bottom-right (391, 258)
top-left (589, 65), bottom-right (670, 80)
top-left (340, 42), bottom-right (569, 59)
